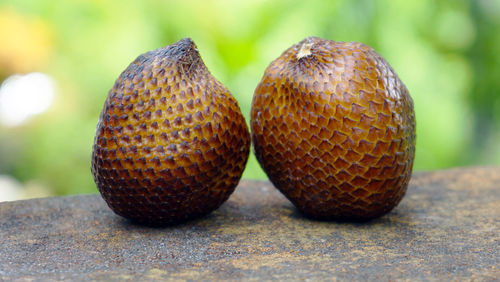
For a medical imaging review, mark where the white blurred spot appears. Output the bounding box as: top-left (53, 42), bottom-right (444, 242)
top-left (0, 175), bottom-right (23, 202)
top-left (0, 175), bottom-right (52, 202)
top-left (0, 72), bottom-right (56, 127)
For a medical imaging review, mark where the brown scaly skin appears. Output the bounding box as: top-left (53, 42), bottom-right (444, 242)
top-left (251, 36), bottom-right (416, 221)
top-left (91, 38), bottom-right (250, 226)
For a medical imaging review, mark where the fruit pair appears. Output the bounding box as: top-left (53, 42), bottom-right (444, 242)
top-left (91, 37), bottom-right (415, 225)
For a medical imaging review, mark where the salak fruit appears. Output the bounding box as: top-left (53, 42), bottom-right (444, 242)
top-left (251, 36), bottom-right (416, 220)
top-left (91, 38), bottom-right (250, 225)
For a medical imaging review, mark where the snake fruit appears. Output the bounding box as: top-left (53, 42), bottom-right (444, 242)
top-left (251, 36), bottom-right (416, 220)
top-left (91, 38), bottom-right (250, 225)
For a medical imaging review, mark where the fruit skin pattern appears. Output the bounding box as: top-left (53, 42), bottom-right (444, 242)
top-left (91, 38), bottom-right (250, 225)
top-left (251, 36), bottom-right (416, 220)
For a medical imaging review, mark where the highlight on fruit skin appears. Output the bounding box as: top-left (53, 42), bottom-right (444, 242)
top-left (91, 38), bottom-right (250, 226)
top-left (251, 36), bottom-right (416, 221)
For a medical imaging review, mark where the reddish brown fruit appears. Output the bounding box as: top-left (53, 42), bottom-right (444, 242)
top-left (91, 38), bottom-right (250, 225)
top-left (251, 36), bottom-right (416, 220)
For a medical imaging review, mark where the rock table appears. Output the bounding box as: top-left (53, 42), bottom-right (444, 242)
top-left (1, 167), bottom-right (499, 280)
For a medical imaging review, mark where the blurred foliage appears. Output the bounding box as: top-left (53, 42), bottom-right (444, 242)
top-left (0, 0), bottom-right (499, 196)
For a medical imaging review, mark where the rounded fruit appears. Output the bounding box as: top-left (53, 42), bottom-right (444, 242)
top-left (91, 38), bottom-right (250, 225)
top-left (251, 36), bottom-right (416, 220)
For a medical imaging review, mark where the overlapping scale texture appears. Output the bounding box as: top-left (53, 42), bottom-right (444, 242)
top-left (251, 37), bottom-right (415, 220)
top-left (91, 38), bottom-right (250, 225)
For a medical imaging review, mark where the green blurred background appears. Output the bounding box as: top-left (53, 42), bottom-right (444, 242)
top-left (0, 0), bottom-right (499, 201)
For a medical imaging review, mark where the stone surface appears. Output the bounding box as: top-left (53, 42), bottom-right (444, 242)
top-left (1, 167), bottom-right (499, 280)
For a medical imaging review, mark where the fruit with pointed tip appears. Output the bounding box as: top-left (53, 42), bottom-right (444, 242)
top-left (91, 38), bottom-right (250, 225)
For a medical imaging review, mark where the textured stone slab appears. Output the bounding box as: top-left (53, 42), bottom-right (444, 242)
top-left (1, 167), bottom-right (499, 280)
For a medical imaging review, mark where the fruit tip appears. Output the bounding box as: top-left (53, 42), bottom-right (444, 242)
top-left (171, 38), bottom-right (199, 55)
top-left (296, 42), bottom-right (314, 60)
top-left (296, 36), bottom-right (319, 60)
top-left (163, 38), bottom-right (207, 76)
top-left (178, 37), bottom-right (197, 49)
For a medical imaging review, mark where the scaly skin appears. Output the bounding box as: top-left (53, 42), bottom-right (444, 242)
top-left (92, 38), bottom-right (250, 225)
top-left (251, 36), bottom-right (415, 220)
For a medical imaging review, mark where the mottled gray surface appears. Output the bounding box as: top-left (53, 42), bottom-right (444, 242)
top-left (1, 167), bottom-right (499, 281)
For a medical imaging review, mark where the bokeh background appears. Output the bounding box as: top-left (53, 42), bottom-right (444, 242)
top-left (1, 0), bottom-right (499, 201)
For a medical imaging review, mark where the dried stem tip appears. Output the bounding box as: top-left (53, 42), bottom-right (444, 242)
top-left (296, 41), bottom-right (314, 60)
